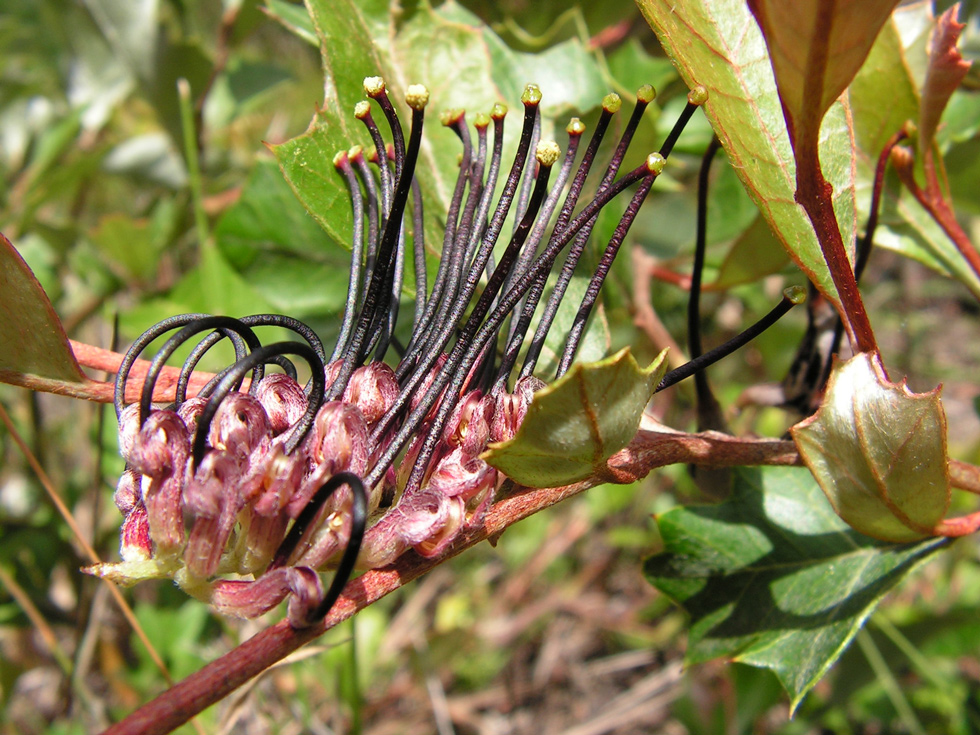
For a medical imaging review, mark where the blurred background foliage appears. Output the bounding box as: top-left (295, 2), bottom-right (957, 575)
top-left (2, 0), bottom-right (980, 733)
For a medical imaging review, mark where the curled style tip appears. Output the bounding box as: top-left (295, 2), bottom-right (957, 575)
top-left (192, 341), bottom-right (326, 468)
top-left (269, 472), bottom-right (368, 628)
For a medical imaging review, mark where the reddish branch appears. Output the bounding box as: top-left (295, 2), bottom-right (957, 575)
top-left (890, 145), bottom-right (980, 284)
top-left (793, 135), bottom-right (879, 356)
top-left (102, 429), bottom-right (801, 735)
top-left (82, 422), bottom-right (980, 735)
top-left (0, 341), bottom-right (229, 403)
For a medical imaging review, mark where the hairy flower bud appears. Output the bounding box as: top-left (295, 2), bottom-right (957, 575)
top-left (184, 450), bottom-right (244, 578)
top-left (307, 401), bottom-right (369, 476)
top-left (444, 390), bottom-right (492, 455)
top-left (489, 376), bottom-right (543, 443)
top-left (132, 411), bottom-right (190, 556)
top-left (427, 446), bottom-right (496, 499)
top-left (410, 354), bottom-right (449, 419)
top-left (117, 404), bottom-right (142, 466)
top-left (119, 502), bottom-right (152, 562)
top-left (209, 565), bottom-right (323, 626)
top-left (255, 373), bottom-right (308, 435)
top-left (343, 362), bottom-right (399, 424)
top-left (208, 393), bottom-right (271, 460)
top-left (113, 469), bottom-right (142, 516)
top-left (359, 487), bottom-right (458, 568)
top-left (177, 396), bottom-right (208, 437)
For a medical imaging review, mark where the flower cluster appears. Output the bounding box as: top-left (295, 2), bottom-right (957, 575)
top-left (89, 77), bottom-right (703, 627)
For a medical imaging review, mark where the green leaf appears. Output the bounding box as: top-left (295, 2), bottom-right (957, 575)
top-left (534, 271), bottom-right (611, 377)
top-left (273, 0), bottom-right (606, 253)
top-left (89, 213), bottom-right (164, 282)
top-left (263, 0), bottom-right (318, 47)
top-left (483, 348), bottom-right (667, 487)
top-left (792, 353), bottom-right (950, 542)
top-left (636, 0), bottom-right (856, 314)
top-left (0, 232), bottom-right (87, 386)
top-left (605, 38), bottom-right (679, 100)
top-left (713, 214), bottom-right (790, 289)
top-left (215, 159), bottom-right (339, 259)
top-left (645, 465), bottom-right (948, 711)
top-left (120, 244), bottom-right (278, 347)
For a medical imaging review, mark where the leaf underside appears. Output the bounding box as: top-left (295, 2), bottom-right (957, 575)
top-left (636, 0), bottom-right (857, 315)
top-left (792, 352), bottom-right (949, 542)
top-left (0, 232), bottom-right (87, 386)
top-left (483, 348), bottom-right (668, 487)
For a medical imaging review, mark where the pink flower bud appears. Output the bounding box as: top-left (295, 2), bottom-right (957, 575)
top-left (113, 469), bottom-right (143, 515)
top-left (409, 354), bottom-right (449, 420)
top-left (117, 404), bottom-right (142, 466)
top-left (208, 565), bottom-right (323, 625)
top-left (443, 390), bottom-right (492, 454)
top-left (255, 373), bottom-right (308, 435)
top-left (119, 502), bottom-right (152, 562)
top-left (324, 359), bottom-right (345, 393)
top-left (290, 403), bottom-right (368, 517)
top-left (414, 496), bottom-right (464, 559)
top-left (489, 375), bottom-right (544, 443)
top-left (343, 362), bottom-right (398, 424)
top-left (208, 393), bottom-right (271, 460)
top-left (291, 507), bottom-right (346, 570)
top-left (358, 487), bottom-right (460, 568)
top-left (250, 445), bottom-right (306, 517)
top-left (183, 450), bottom-right (244, 578)
top-left (427, 447), bottom-right (495, 502)
top-left (239, 448), bottom-right (307, 572)
top-left (132, 411), bottom-right (190, 556)
top-left (177, 396), bottom-right (208, 436)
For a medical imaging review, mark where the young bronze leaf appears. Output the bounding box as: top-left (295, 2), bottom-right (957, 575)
top-left (919, 4), bottom-right (971, 153)
top-left (0, 233), bottom-right (89, 389)
top-left (792, 353), bottom-right (950, 542)
top-left (747, 0), bottom-right (899, 154)
top-left (483, 348), bottom-right (668, 488)
top-left (645, 466), bottom-right (948, 712)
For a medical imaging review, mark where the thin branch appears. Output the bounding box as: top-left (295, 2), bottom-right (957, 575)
top-left (101, 428), bottom-right (802, 735)
top-left (0, 340), bottom-right (229, 404)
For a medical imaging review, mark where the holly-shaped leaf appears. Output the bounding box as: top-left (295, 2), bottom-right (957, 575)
top-left (483, 348), bottom-right (668, 487)
top-left (645, 465), bottom-right (948, 711)
top-left (272, 0), bottom-right (606, 256)
top-left (636, 0), bottom-right (855, 316)
top-left (0, 233), bottom-right (91, 391)
top-left (792, 352), bottom-right (950, 542)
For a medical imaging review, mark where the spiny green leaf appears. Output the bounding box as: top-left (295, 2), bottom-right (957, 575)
top-left (792, 352), bottom-right (950, 542)
top-left (645, 465), bottom-right (948, 711)
top-left (0, 232), bottom-right (88, 386)
top-left (483, 348), bottom-right (667, 487)
top-left (273, 0), bottom-right (606, 256)
top-left (636, 0), bottom-right (856, 315)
